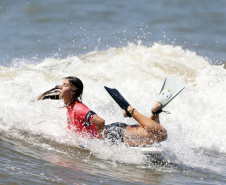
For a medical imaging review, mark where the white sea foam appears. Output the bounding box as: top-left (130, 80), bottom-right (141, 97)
top-left (0, 43), bottom-right (225, 171)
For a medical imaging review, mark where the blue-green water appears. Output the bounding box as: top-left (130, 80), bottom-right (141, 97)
top-left (1, 0), bottom-right (226, 184)
top-left (1, 0), bottom-right (226, 65)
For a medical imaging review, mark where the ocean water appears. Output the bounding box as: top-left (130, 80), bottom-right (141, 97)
top-left (1, 0), bottom-right (226, 184)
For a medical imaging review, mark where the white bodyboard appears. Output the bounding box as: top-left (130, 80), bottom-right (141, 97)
top-left (131, 146), bottom-right (164, 155)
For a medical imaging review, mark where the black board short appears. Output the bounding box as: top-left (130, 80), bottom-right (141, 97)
top-left (105, 122), bottom-right (128, 144)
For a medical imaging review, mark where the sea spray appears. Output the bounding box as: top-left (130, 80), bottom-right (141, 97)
top-left (0, 44), bottom-right (225, 173)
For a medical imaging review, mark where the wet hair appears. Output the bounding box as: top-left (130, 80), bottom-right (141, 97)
top-left (64, 76), bottom-right (83, 104)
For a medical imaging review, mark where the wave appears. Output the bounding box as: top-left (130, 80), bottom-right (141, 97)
top-left (0, 43), bottom-right (225, 172)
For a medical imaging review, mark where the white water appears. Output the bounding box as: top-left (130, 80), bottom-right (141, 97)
top-left (0, 43), bottom-right (226, 174)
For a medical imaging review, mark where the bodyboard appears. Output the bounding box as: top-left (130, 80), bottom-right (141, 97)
top-left (131, 146), bottom-right (164, 155)
top-left (36, 86), bottom-right (60, 100)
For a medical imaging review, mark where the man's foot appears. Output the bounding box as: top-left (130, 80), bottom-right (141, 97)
top-left (123, 105), bottom-right (134, 117)
top-left (151, 102), bottom-right (163, 114)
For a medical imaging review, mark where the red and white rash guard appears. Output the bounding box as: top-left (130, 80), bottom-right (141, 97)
top-left (66, 101), bottom-right (99, 137)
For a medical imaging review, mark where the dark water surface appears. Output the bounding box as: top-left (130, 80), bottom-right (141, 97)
top-left (1, 0), bottom-right (225, 65)
top-left (1, 135), bottom-right (225, 185)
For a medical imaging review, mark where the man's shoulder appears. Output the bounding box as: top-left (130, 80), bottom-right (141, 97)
top-left (73, 102), bottom-right (90, 115)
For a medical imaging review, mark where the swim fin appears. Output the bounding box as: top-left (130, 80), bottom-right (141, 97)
top-left (104, 86), bottom-right (132, 117)
top-left (157, 77), bottom-right (185, 108)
